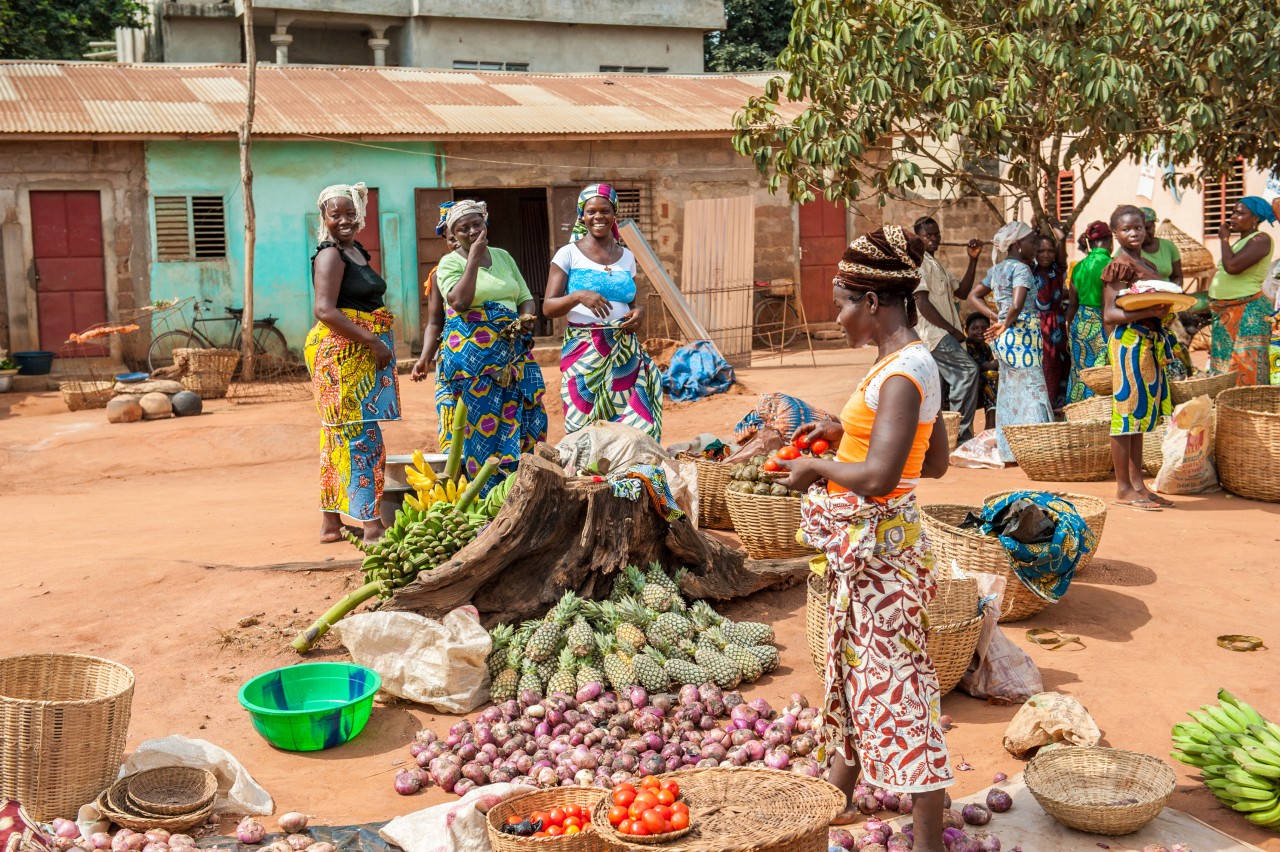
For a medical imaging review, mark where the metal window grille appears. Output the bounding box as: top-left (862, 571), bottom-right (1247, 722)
top-left (453, 60), bottom-right (528, 71)
top-left (614, 186), bottom-right (653, 240)
top-left (155, 195), bottom-right (226, 261)
top-left (599, 66), bottom-right (669, 73)
top-left (1203, 159), bottom-right (1245, 239)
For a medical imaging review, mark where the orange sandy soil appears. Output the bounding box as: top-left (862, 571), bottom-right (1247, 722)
top-left (1, 347), bottom-right (1276, 850)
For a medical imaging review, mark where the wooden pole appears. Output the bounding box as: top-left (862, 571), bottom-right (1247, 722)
top-left (239, 0), bottom-right (258, 380)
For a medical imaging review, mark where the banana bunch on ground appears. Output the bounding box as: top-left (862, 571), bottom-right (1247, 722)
top-left (1172, 688), bottom-right (1280, 830)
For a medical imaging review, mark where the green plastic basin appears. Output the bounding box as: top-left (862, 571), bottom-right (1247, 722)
top-left (238, 662), bottom-right (381, 751)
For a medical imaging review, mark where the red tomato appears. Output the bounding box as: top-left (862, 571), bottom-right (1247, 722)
top-left (608, 805), bottom-right (628, 826)
top-left (581, 810), bottom-right (592, 823)
top-left (617, 819), bottom-right (633, 835)
top-left (563, 804), bottom-right (581, 819)
top-left (810, 438), bottom-right (830, 456)
top-left (613, 788), bottom-right (636, 807)
top-left (654, 804), bottom-right (673, 820)
top-left (762, 458), bottom-right (781, 472)
top-left (640, 775), bottom-right (661, 790)
top-left (794, 432), bottom-right (811, 449)
top-left (505, 815), bottom-right (523, 826)
top-left (531, 832), bottom-right (548, 838)
top-left (656, 789), bottom-right (675, 806)
top-left (563, 817), bottom-right (581, 830)
top-left (547, 807), bottom-right (566, 826)
top-left (659, 779), bottom-right (680, 796)
top-left (628, 824), bottom-right (649, 836)
top-left (670, 810), bottom-right (690, 830)
top-left (545, 826), bottom-right (563, 837)
top-left (641, 809), bottom-right (667, 834)
top-left (777, 445), bottom-right (801, 460)
top-left (672, 801), bottom-right (690, 815)
top-left (529, 811), bottom-right (547, 828)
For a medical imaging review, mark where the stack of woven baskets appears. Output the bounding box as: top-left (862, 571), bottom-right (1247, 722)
top-left (174, 348), bottom-right (240, 400)
top-left (95, 767), bottom-right (219, 832)
top-left (691, 458), bottom-right (734, 531)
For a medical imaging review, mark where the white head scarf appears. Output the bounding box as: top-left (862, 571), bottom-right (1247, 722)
top-left (445, 199), bottom-right (488, 235)
top-left (991, 221), bottom-right (1034, 262)
top-left (316, 182), bottom-right (368, 242)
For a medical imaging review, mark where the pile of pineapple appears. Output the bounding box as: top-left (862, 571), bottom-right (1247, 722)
top-left (487, 563), bottom-right (778, 701)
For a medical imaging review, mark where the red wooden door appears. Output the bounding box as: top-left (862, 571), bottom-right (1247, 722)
top-left (30, 190), bottom-right (108, 355)
top-left (798, 198), bottom-right (848, 323)
top-left (356, 188), bottom-right (381, 275)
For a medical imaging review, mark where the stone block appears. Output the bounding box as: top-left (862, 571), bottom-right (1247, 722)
top-left (140, 391), bottom-right (173, 419)
top-left (106, 395), bottom-right (143, 424)
top-left (114, 379), bottom-right (185, 395)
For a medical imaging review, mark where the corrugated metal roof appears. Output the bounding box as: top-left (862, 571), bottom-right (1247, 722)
top-left (0, 62), bottom-right (790, 138)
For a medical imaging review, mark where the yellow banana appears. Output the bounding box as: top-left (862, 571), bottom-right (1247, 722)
top-left (459, 473), bottom-right (469, 493)
top-left (404, 494), bottom-right (423, 511)
top-left (432, 483), bottom-right (448, 503)
top-left (412, 449), bottom-right (426, 471)
top-left (446, 479), bottom-right (458, 502)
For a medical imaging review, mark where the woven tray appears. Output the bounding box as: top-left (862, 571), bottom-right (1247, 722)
top-left (597, 768), bottom-right (843, 851)
top-left (0, 654), bottom-right (135, 821)
top-left (982, 490), bottom-right (1107, 571)
top-left (1063, 395), bottom-right (1111, 423)
top-left (1169, 370), bottom-right (1237, 406)
top-left (125, 766), bottom-right (218, 816)
top-left (942, 411), bottom-right (961, 451)
top-left (486, 786), bottom-right (607, 851)
top-left (60, 380), bottom-right (115, 412)
top-left (725, 489), bottom-right (809, 559)
top-left (693, 459), bottom-right (734, 530)
top-left (591, 797), bottom-right (693, 846)
top-left (1002, 420), bottom-right (1113, 481)
top-left (1025, 747), bottom-right (1175, 836)
top-left (175, 348), bottom-right (240, 400)
top-left (97, 778), bottom-right (214, 832)
top-left (920, 504), bottom-right (1049, 622)
top-left (1214, 386), bottom-right (1280, 502)
top-left (1080, 366), bottom-right (1113, 396)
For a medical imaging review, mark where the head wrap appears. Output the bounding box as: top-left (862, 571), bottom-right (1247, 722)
top-left (434, 201), bottom-right (455, 236)
top-left (315, 182), bottom-right (368, 242)
top-left (833, 225), bottom-right (924, 292)
top-left (991, 221), bottom-right (1034, 262)
top-left (1084, 221), bottom-right (1111, 242)
top-left (445, 200), bottom-right (489, 235)
top-left (571, 183), bottom-right (621, 242)
top-left (1139, 206), bottom-right (1158, 224)
top-left (1240, 196), bottom-right (1278, 225)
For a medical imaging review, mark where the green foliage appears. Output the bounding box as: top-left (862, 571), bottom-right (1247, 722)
top-left (705, 0), bottom-right (794, 72)
top-left (734, 0), bottom-right (1280, 228)
top-left (0, 0), bottom-right (147, 61)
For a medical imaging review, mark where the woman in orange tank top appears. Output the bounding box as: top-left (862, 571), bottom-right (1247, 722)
top-left (776, 226), bottom-right (953, 849)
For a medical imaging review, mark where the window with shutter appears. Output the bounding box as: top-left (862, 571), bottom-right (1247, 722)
top-left (154, 195), bottom-right (227, 261)
top-left (614, 186), bottom-right (653, 240)
top-left (1203, 159), bottom-right (1245, 239)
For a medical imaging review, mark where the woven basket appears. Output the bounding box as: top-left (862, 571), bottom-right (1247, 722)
top-left (96, 778), bottom-right (213, 832)
top-left (174, 347), bottom-right (240, 399)
top-left (942, 411), bottom-right (961, 451)
top-left (920, 504), bottom-right (1049, 622)
top-left (1003, 420), bottom-right (1113, 481)
top-left (725, 489), bottom-right (810, 559)
top-left (597, 767), bottom-right (843, 851)
top-left (983, 490), bottom-right (1108, 571)
top-left (1025, 747), bottom-right (1176, 835)
top-left (1141, 419), bottom-right (1168, 477)
top-left (805, 569), bottom-right (982, 696)
top-left (1080, 366), bottom-right (1113, 396)
top-left (125, 767), bottom-right (218, 817)
top-left (1215, 386), bottom-right (1280, 502)
top-left (592, 796), bottom-right (693, 845)
top-left (486, 786), bottom-right (607, 852)
top-left (0, 654), bottom-right (135, 821)
top-left (1170, 371), bottom-right (1237, 406)
top-left (60, 380), bottom-right (115, 411)
top-left (1063, 395), bottom-right (1112, 423)
top-left (693, 460), bottom-right (734, 530)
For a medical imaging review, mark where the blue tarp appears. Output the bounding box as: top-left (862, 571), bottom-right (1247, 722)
top-left (662, 341), bottom-right (735, 402)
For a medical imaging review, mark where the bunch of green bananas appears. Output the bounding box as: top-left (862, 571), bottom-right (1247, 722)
top-left (353, 501), bottom-right (488, 596)
top-left (1172, 688), bottom-right (1280, 829)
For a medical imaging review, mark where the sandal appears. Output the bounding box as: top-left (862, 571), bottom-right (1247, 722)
top-left (1112, 498), bottom-right (1161, 512)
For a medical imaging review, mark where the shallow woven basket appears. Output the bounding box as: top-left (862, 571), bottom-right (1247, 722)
top-left (1169, 370), bottom-right (1237, 406)
top-left (174, 347), bottom-right (240, 399)
top-left (597, 767), bottom-right (843, 851)
top-left (60, 380), bottom-right (115, 411)
top-left (806, 568), bottom-right (982, 696)
top-left (486, 786), bottom-right (607, 852)
top-left (0, 654), bottom-right (135, 821)
top-left (1025, 747), bottom-right (1176, 835)
top-left (96, 779), bottom-right (213, 833)
top-left (1003, 420), bottom-right (1113, 481)
top-left (1215, 385), bottom-right (1280, 502)
top-left (1080, 366), bottom-right (1113, 396)
top-left (942, 411), bottom-right (961, 451)
top-left (592, 797), bottom-right (693, 845)
top-left (694, 459), bottom-right (734, 530)
top-left (983, 490), bottom-right (1108, 572)
top-left (125, 766), bottom-right (218, 816)
top-left (725, 489), bottom-right (810, 559)
top-left (1063, 395), bottom-right (1112, 423)
top-left (920, 504), bottom-right (1049, 622)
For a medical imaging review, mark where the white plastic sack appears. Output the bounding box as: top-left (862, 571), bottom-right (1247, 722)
top-left (379, 782), bottom-right (536, 852)
top-left (949, 429), bottom-right (1004, 469)
top-left (332, 607), bottom-right (491, 713)
top-left (1154, 394), bottom-right (1220, 495)
top-left (1002, 692), bottom-right (1102, 759)
top-left (957, 567), bottom-right (1044, 703)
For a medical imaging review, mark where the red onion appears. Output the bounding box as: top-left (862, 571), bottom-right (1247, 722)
top-left (700, 742), bottom-right (727, 762)
top-left (864, 819), bottom-right (890, 841)
top-left (725, 745), bottom-right (749, 766)
top-left (791, 733), bottom-right (816, 756)
top-left (639, 753), bottom-right (665, 775)
top-left (753, 718), bottom-right (770, 735)
top-left (857, 794), bottom-right (880, 815)
top-left (575, 682), bottom-right (602, 703)
top-left (705, 697), bottom-right (726, 717)
top-left (167, 838), bottom-right (193, 850)
top-left (976, 834), bottom-right (1001, 852)
top-left (942, 828), bottom-right (967, 847)
top-left (140, 845), bottom-right (166, 852)
top-left (535, 766), bottom-right (558, 786)
top-left (90, 835), bottom-right (112, 851)
top-left (285, 836), bottom-right (311, 852)
top-left (395, 769), bottom-right (423, 795)
top-left (763, 749), bottom-right (790, 769)
top-left (951, 839), bottom-right (981, 852)
top-left (856, 832), bottom-right (885, 850)
top-left (518, 689), bottom-right (540, 707)
top-left (939, 714), bottom-right (953, 731)
top-left (696, 757), bottom-right (719, 768)
top-left (651, 693), bottom-right (673, 714)
top-left (763, 723), bottom-right (790, 748)
top-left (886, 833), bottom-right (913, 852)
top-left (52, 820), bottom-right (80, 841)
top-left (679, 684), bottom-right (701, 704)
top-left (729, 704), bottom-right (758, 728)
top-left (962, 804), bottom-right (991, 826)
top-left (477, 706), bottom-right (502, 725)
top-left (829, 828), bottom-right (856, 850)
top-left (743, 740), bottom-right (765, 761)
top-left (897, 793), bottom-right (914, 815)
top-left (723, 690), bottom-right (744, 709)
top-left (53, 840), bottom-right (76, 852)
top-left (432, 763), bottom-right (462, 792)
top-left (490, 768), bottom-right (513, 784)
top-left (111, 832), bottom-right (136, 852)
top-left (942, 809), bottom-right (964, 830)
top-left (453, 778), bottom-right (476, 796)
top-left (629, 686), bottom-right (648, 709)
top-left (789, 692), bottom-right (808, 709)
top-left (748, 697), bottom-right (774, 719)
top-left (943, 791), bottom-right (952, 809)
top-left (456, 743), bottom-right (478, 762)
top-left (308, 844), bottom-right (336, 852)
top-left (236, 818), bottom-right (267, 845)
top-left (731, 728), bottom-right (757, 747)
top-left (143, 834), bottom-right (171, 847)
top-left (986, 788), bottom-right (1012, 813)
top-left (791, 758), bottom-right (823, 777)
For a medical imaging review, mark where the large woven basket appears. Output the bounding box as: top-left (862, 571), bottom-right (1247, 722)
top-left (1080, 366), bottom-right (1113, 396)
top-left (1170, 370), bottom-right (1237, 406)
top-left (125, 766), bottom-right (218, 816)
top-left (174, 347), bottom-right (240, 399)
top-left (486, 786), bottom-right (607, 852)
top-left (725, 489), bottom-right (810, 559)
top-left (920, 504), bottom-right (1049, 622)
top-left (60, 380), bottom-right (115, 411)
top-left (942, 411), bottom-right (961, 451)
top-left (1025, 747), bottom-right (1176, 835)
top-left (598, 767), bottom-right (843, 851)
top-left (0, 654), bottom-right (135, 821)
top-left (693, 459), bottom-right (733, 530)
top-left (1063, 395), bottom-right (1112, 423)
top-left (805, 568), bottom-right (982, 696)
top-left (1003, 420), bottom-right (1113, 481)
top-left (1215, 385), bottom-right (1280, 502)
top-left (983, 490), bottom-right (1107, 571)
top-left (1141, 419), bottom-right (1168, 477)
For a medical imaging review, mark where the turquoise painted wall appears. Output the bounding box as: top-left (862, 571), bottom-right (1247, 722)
top-left (145, 140), bottom-right (440, 354)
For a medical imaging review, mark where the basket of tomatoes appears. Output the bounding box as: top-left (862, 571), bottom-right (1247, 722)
top-left (593, 775), bottom-right (693, 845)
top-left (724, 437), bottom-right (834, 559)
top-left (486, 786), bottom-right (606, 851)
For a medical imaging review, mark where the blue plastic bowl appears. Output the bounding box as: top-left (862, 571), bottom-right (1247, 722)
top-left (116, 372), bottom-right (149, 383)
top-left (238, 662), bottom-right (381, 751)
top-left (13, 351), bottom-right (55, 375)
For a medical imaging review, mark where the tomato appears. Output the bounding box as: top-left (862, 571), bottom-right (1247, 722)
top-left (617, 819), bottom-right (633, 835)
top-left (529, 811), bottom-right (547, 828)
top-left (545, 825), bottom-right (563, 837)
top-left (563, 817), bottom-right (581, 830)
top-left (608, 805), bottom-right (628, 826)
top-left (653, 804), bottom-right (673, 820)
top-left (612, 788), bottom-right (636, 807)
top-left (565, 825), bottom-right (581, 835)
top-left (628, 824), bottom-right (650, 836)
top-left (762, 458), bottom-right (781, 472)
top-left (809, 438), bottom-right (830, 456)
top-left (659, 779), bottom-right (680, 797)
top-left (641, 809), bottom-right (668, 834)
top-left (777, 445), bottom-right (801, 460)
top-left (640, 775), bottom-right (661, 790)
top-left (548, 808), bottom-right (566, 827)
top-left (563, 804), bottom-right (580, 819)
top-left (672, 801), bottom-right (690, 815)
top-left (580, 810), bottom-right (592, 823)
top-left (656, 789), bottom-right (675, 806)
top-left (505, 815), bottom-right (523, 826)
top-left (615, 781), bottom-right (636, 793)
top-left (670, 810), bottom-right (690, 830)
top-left (629, 796), bottom-right (659, 820)
top-left (531, 832), bottom-right (548, 838)
top-left (794, 432), bottom-right (811, 449)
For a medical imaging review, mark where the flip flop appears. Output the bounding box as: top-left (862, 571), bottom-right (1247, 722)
top-left (1146, 494), bottom-right (1176, 508)
top-left (1112, 499), bottom-right (1162, 512)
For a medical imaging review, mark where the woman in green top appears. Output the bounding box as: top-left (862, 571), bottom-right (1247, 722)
top-left (1065, 221), bottom-right (1113, 403)
top-left (1136, 207), bottom-right (1192, 379)
top-left (1209, 197), bottom-right (1275, 386)
top-left (434, 200), bottom-right (548, 494)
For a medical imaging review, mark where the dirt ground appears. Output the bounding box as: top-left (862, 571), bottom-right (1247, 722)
top-left (1, 347), bottom-right (1277, 850)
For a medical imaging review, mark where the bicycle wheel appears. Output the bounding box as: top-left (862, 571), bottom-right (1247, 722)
top-left (753, 297), bottom-right (800, 349)
top-left (148, 330), bottom-right (204, 372)
top-left (249, 324), bottom-right (293, 375)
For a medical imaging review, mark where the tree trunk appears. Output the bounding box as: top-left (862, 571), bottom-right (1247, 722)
top-left (383, 453), bottom-right (810, 626)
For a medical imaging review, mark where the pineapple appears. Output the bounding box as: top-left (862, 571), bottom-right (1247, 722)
top-left (577, 640), bottom-right (606, 689)
top-left (722, 620), bottom-right (775, 647)
top-left (491, 666), bottom-right (519, 702)
top-left (535, 655), bottom-right (558, 683)
top-left (609, 599), bottom-right (649, 652)
top-left (664, 655), bottom-right (709, 687)
top-left (694, 641), bottom-right (740, 690)
top-left (516, 659), bottom-right (544, 697)
top-left (633, 646), bottom-right (670, 693)
top-left (647, 610), bottom-right (694, 647)
top-left (546, 647), bottom-right (578, 696)
top-left (526, 592), bottom-right (579, 662)
top-left (745, 643), bottom-right (780, 673)
top-left (598, 634), bottom-right (636, 690)
top-left (566, 615), bottom-right (595, 658)
top-left (486, 623), bottom-right (514, 679)
top-left (705, 627), bottom-right (763, 682)
top-left (690, 600), bottom-right (724, 632)
top-left (645, 562), bottom-right (680, 594)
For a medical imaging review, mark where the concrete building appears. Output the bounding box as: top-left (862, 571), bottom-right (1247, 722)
top-left (119, 0), bottom-right (724, 73)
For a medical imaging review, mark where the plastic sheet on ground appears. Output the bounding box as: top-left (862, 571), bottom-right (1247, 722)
top-left (888, 775), bottom-right (1265, 852)
top-left (381, 782), bottom-right (537, 852)
top-left (662, 341), bottom-right (735, 402)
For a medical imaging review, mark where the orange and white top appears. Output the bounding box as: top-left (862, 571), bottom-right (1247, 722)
top-left (828, 341), bottom-right (941, 501)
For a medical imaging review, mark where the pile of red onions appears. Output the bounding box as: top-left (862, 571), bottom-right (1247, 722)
top-left (829, 786), bottom-right (1018, 852)
top-left (401, 684), bottom-right (825, 796)
top-left (50, 825), bottom-right (223, 852)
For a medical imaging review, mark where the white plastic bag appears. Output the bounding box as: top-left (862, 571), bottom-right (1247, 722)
top-left (332, 607), bottom-right (491, 713)
top-left (950, 429), bottom-right (1004, 469)
top-left (379, 782), bottom-right (536, 852)
top-left (1002, 692), bottom-right (1102, 759)
top-left (1154, 394), bottom-right (1220, 495)
top-left (957, 567), bottom-right (1044, 703)
top-left (554, 421), bottom-right (697, 521)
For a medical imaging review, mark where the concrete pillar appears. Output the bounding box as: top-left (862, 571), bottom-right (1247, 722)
top-left (368, 28), bottom-right (389, 66)
top-left (270, 30), bottom-right (292, 65)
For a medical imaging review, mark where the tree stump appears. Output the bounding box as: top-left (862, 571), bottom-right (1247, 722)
top-left (384, 452), bottom-right (810, 625)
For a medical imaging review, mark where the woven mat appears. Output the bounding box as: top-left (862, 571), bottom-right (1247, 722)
top-left (886, 775), bottom-right (1264, 852)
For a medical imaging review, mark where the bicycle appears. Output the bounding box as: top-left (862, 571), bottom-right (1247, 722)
top-left (147, 298), bottom-right (291, 373)
top-left (751, 280), bottom-right (800, 349)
